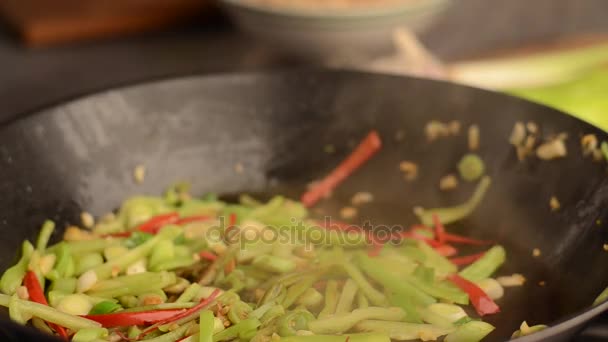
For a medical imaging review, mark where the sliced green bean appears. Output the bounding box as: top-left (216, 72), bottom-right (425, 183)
top-left (72, 327), bottom-right (108, 342)
top-left (335, 279), bottom-right (358, 314)
top-left (277, 309), bottom-right (315, 336)
top-left (415, 176), bottom-right (492, 226)
top-left (36, 220), bottom-right (55, 253)
top-left (0, 241), bottom-right (34, 295)
top-left (309, 307), bottom-right (405, 334)
top-left (199, 310), bottom-right (215, 342)
top-left (213, 318), bottom-right (261, 342)
top-left (357, 291), bottom-right (369, 309)
top-left (446, 321), bottom-right (495, 342)
top-left (279, 333), bottom-right (390, 342)
top-left (177, 283), bottom-right (202, 303)
top-left (460, 246), bottom-right (506, 282)
top-left (356, 320), bottom-right (454, 341)
top-left (282, 274), bottom-right (320, 309)
top-left (252, 255), bottom-right (296, 274)
top-left (342, 260), bottom-right (387, 306)
top-left (318, 280), bottom-right (339, 319)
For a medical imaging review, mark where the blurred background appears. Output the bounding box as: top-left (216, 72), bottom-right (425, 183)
top-left (0, 0), bottom-right (607, 130)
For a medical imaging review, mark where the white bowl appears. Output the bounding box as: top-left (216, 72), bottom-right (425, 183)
top-left (220, 0), bottom-right (452, 61)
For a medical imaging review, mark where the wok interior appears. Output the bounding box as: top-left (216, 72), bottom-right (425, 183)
top-left (0, 70), bottom-right (607, 341)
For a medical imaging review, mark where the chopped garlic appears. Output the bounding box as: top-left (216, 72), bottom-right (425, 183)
top-left (234, 163), bottom-right (245, 174)
top-left (526, 122), bottom-right (538, 134)
top-left (77, 270), bottom-right (98, 293)
top-left (133, 165), bottom-right (146, 184)
top-left (39, 254), bottom-right (56, 275)
top-left (497, 274), bottom-right (526, 287)
top-left (126, 259), bottom-right (147, 275)
top-left (399, 161), bottom-right (419, 181)
top-left (537, 139), bottom-right (567, 160)
top-left (340, 206), bottom-right (358, 220)
top-left (550, 196), bottom-right (561, 211)
top-left (509, 122), bottom-right (526, 146)
top-left (581, 134), bottom-right (599, 156)
top-left (351, 192), bottom-right (374, 206)
top-left (538, 281), bottom-right (546, 287)
top-left (532, 248), bottom-right (542, 257)
top-left (64, 226), bottom-right (94, 241)
top-left (16, 286), bottom-right (29, 300)
top-left (80, 211), bottom-right (95, 229)
top-left (439, 174), bottom-right (459, 191)
top-left (603, 244), bottom-right (608, 252)
top-left (448, 120), bottom-right (462, 135)
top-left (425, 121), bottom-right (450, 141)
top-left (468, 125), bottom-right (480, 151)
top-left (476, 278), bottom-right (504, 300)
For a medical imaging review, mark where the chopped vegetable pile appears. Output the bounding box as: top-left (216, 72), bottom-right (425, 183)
top-left (0, 129), bottom-right (587, 341)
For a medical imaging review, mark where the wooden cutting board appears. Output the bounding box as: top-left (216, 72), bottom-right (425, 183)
top-left (0, 0), bottom-right (215, 47)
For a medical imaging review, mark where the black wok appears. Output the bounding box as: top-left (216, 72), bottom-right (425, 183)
top-left (0, 69), bottom-right (607, 341)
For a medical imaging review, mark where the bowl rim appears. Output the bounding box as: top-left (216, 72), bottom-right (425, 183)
top-left (219, 0), bottom-right (451, 20)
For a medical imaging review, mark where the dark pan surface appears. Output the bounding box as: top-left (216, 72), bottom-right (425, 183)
top-left (0, 70), bottom-right (607, 341)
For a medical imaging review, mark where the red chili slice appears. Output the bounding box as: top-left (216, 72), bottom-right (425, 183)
top-left (136, 212), bottom-right (180, 234)
top-left (301, 131), bottom-right (382, 207)
top-left (82, 309), bottom-right (186, 328)
top-left (23, 271), bottom-right (68, 339)
top-left (448, 274), bottom-right (500, 316)
top-left (198, 251), bottom-right (218, 261)
top-left (175, 215), bottom-right (212, 225)
top-left (432, 214), bottom-right (446, 245)
top-left (434, 244), bottom-right (458, 257)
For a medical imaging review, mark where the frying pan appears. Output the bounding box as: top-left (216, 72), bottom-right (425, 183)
top-left (0, 69), bottom-right (607, 341)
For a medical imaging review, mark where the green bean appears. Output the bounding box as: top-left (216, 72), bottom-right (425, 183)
top-left (280, 333), bottom-right (391, 342)
top-left (152, 257), bottom-right (197, 272)
top-left (282, 274), bottom-right (320, 309)
top-left (355, 320), bottom-right (454, 341)
top-left (445, 321), bottom-right (495, 342)
top-left (118, 295), bottom-right (138, 308)
top-left (341, 260), bottom-right (387, 306)
top-left (357, 254), bottom-right (435, 306)
top-left (199, 310), bottom-right (215, 342)
top-left (458, 153), bottom-right (486, 182)
top-left (88, 272), bottom-right (176, 297)
top-left (36, 220), bottom-right (55, 253)
top-left (260, 305), bottom-right (285, 326)
top-left (177, 283), bottom-right (202, 303)
top-left (72, 327), bottom-right (108, 342)
top-left (52, 243), bottom-right (74, 279)
top-left (198, 245), bottom-right (239, 286)
top-left (336, 279), bottom-right (358, 314)
top-left (146, 321), bottom-right (195, 342)
top-left (415, 176), bottom-right (492, 226)
top-left (50, 277), bottom-right (77, 294)
top-left (9, 294), bottom-right (29, 324)
top-left (128, 326), bottom-right (143, 339)
top-left (53, 239), bottom-right (122, 256)
top-left (0, 294), bottom-right (101, 331)
top-left (250, 303), bottom-right (274, 320)
top-left (296, 288), bottom-right (323, 308)
top-left (259, 282), bottom-right (286, 306)
top-left (149, 240), bottom-right (175, 269)
top-left (387, 291), bottom-right (422, 324)
top-left (213, 318), bottom-right (261, 341)
top-left (89, 301), bottom-right (122, 315)
top-left (357, 292), bottom-right (369, 309)
top-left (227, 300), bottom-right (253, 324)
top-left (252, 255), bottom-right (296, 274)
top-left (419, 307), bottom-right (455, 329)
top-left (32, 317), bottom-right (54, 335)
top-left (318, 280), bottom-right (339, 319)
top-left (408, 277), bottom-right (468, 305)
top-left (0, 241), bottom-right (34, 295)
top-left (76, 253), bottom-right (104, 276)
top-left (309, 307), bottom-right (405, 334)
top-left (460, 246), bottom-right (506, 282)
top-left (277, 309), bottom-right (315, 336)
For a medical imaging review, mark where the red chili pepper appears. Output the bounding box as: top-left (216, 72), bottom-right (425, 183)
top-left (301, 131), bottom-right (382, 207)
top-left (23, 271), bottom-right (68, 339)
top-left (199, 251), bottom-right (218, 261)
top-left (443, 233), bottom-right (494, 246)
top-left (136, 212), bottom-right (180, 234)
top-left (228, 213), bottom-right (237, 227)
top-left (434, 244), bottom-right (458, 257)
top-left (396, 231), bottom-right (443, 248)
top-left (224, 258), bottom-right (236, 275)
top-left (82, 309), bottom-right (186, 328)
top-left (432, 214), bottom-right (446, 245)
top-left (175, 215), bottom-right (212, 225)
top-left (140, 289), bottom-right (221, 336)
top-left (447, 274), bottom-right (500, 316)
top-left (450, 252), bottom-right (486, 266)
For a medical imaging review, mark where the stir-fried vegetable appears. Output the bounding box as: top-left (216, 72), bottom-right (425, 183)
top-left (0, 131), bottom-right (540, 341)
